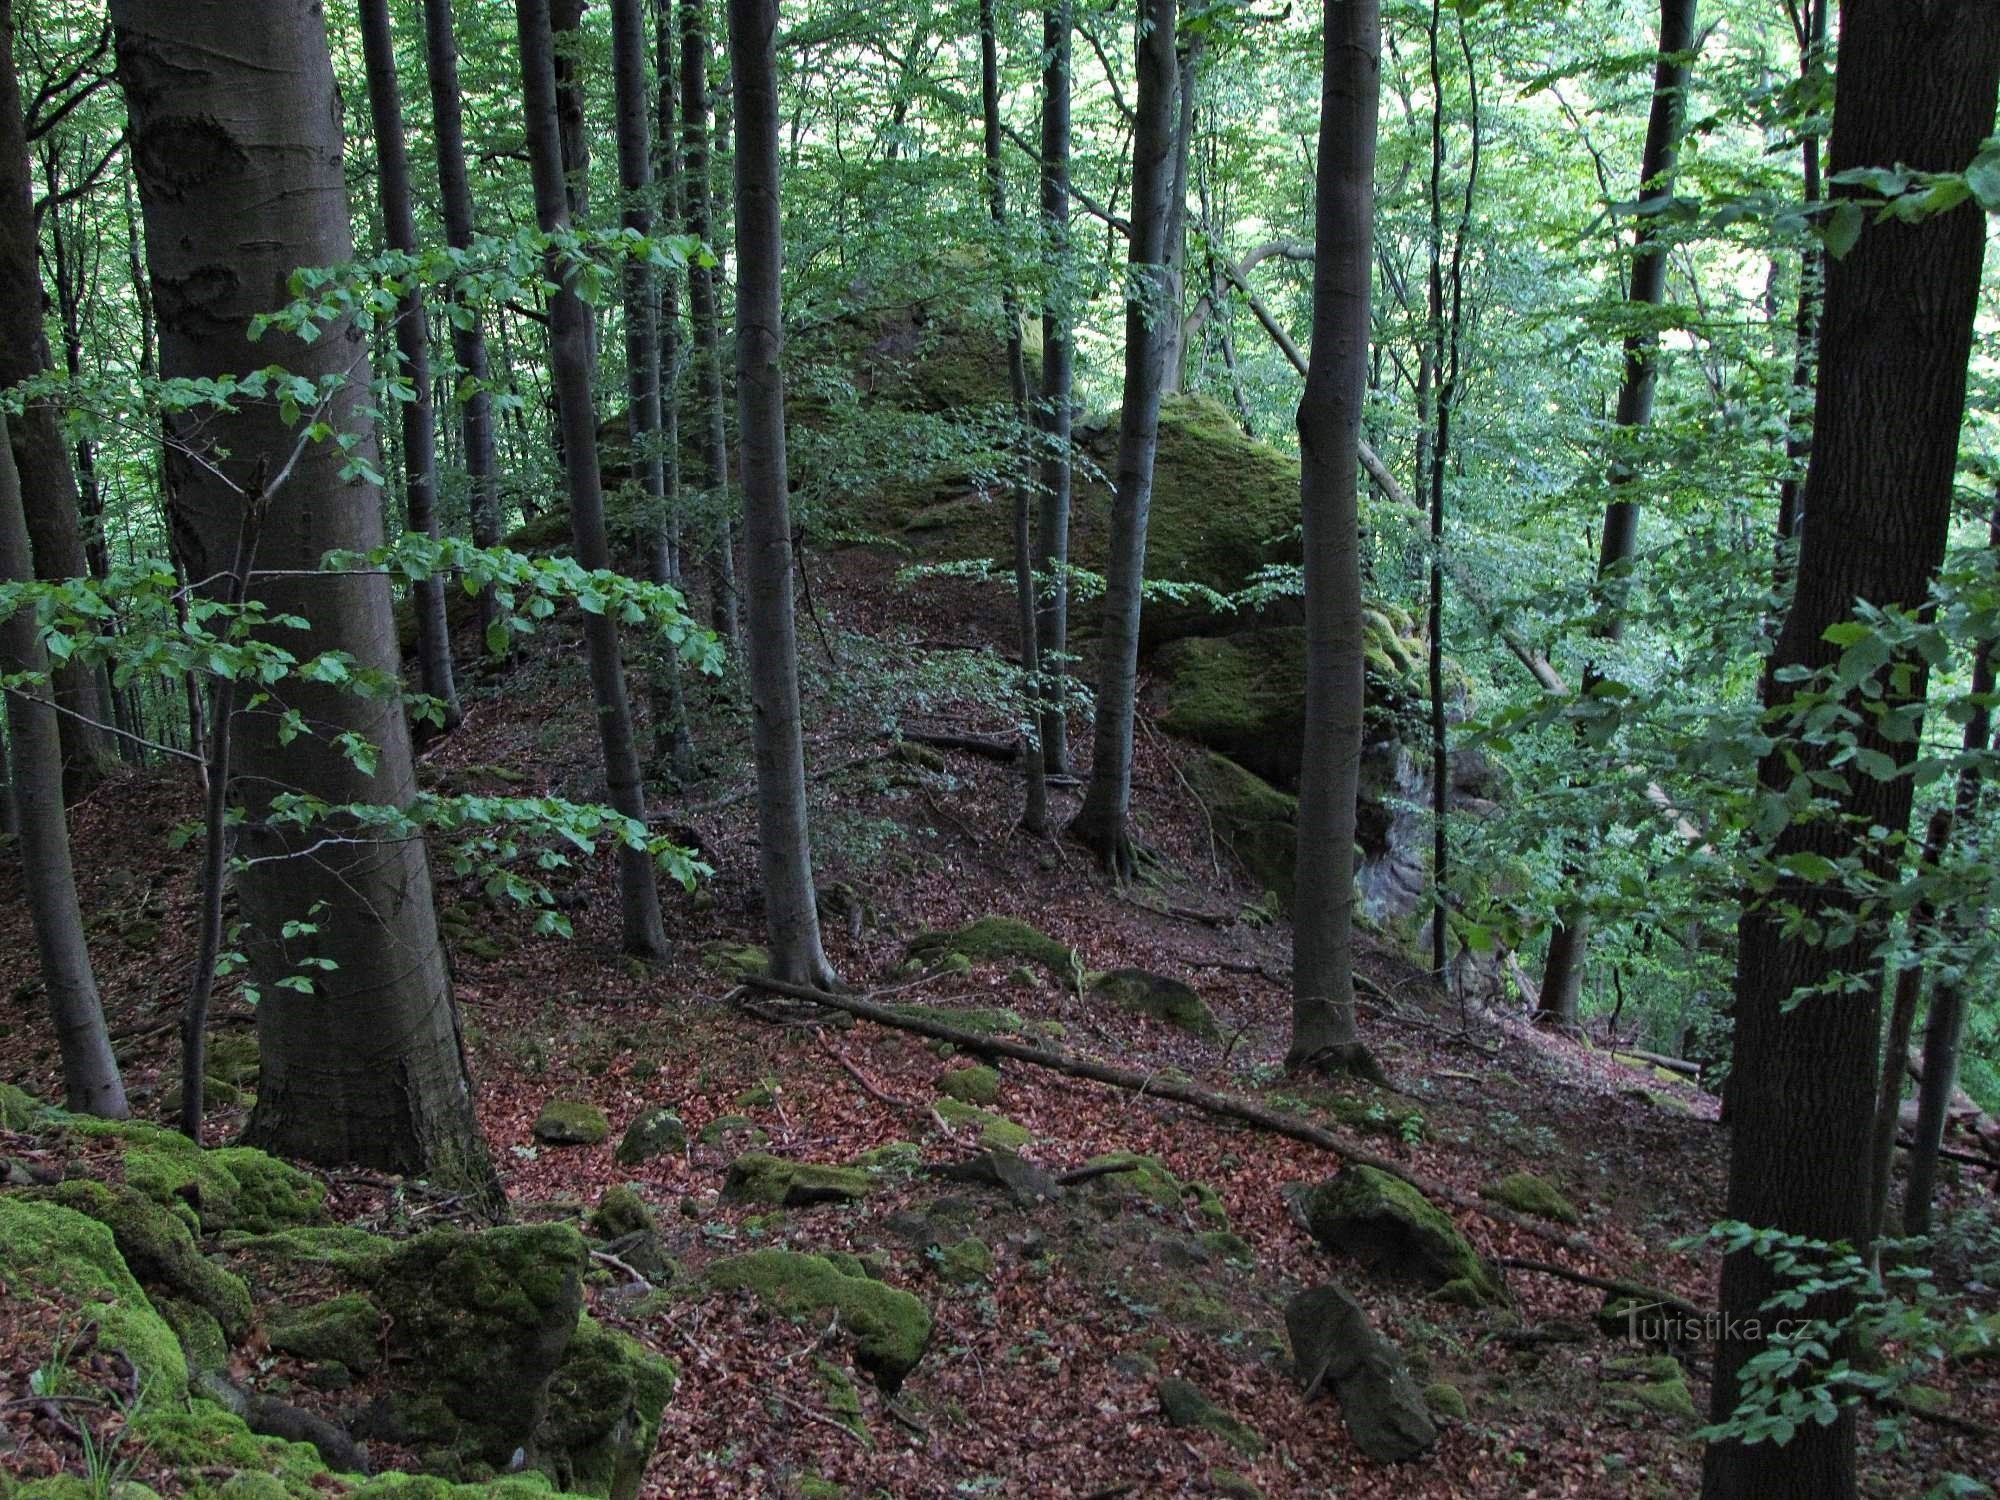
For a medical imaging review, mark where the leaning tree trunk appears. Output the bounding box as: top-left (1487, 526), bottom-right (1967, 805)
top-left (1537, 0), bottom-right (1699, 1026)
top-left (0, 0), bottom-right (113, 797)
top-left (111, 0), bottom-right (495, 1192)
top-left (1701, 6), bottom-right (2000, 1498)
top-left (359, 0), bottom-right (460, 727)
top-left (518, 0), bottom-right (671, 958)
top-left (1034, 0), bottom-right (1075, 776)
top-left (727, 0), bottom-right (836, 989)
top-left (1069, 0), bottom-right (1178, 879)
top-left (0, 410), bottom-right (125, 1118)
top-left (1288, 0), bottom-right (1379, 1078)
top-left (420, 0), bottom-right (504, 651)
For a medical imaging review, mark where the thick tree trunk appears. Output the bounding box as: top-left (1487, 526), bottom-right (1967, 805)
top-left (1701, 7), bottom-right (2000, 1497)
top-left (1035, 0), bottom-right (1074, 777)
top-left (112, 0), bottom-right (494, 1191)
top-left (518, 0), bottom-right (671, 958)
top-left (0, 0), bottom-right (113, 797)
top-left (551, 0), bottom-right (590, 224)
top-left (420, 0), bottom-right (504, 650)
top-left (727, 0), bottom-right (836, 989)
top-left (681, 0), bottom-right (739, 646)
top-left (0, 411), bottom-right (125, 1118)
top-left (1538, 0), bottom-right (1698, 1026)
top-left (1069, 0), bottom-right (1178, 878)
top-left (359, 0), bottom-right (461, 727)
top-left (1288, 0), bottom-right (1379, 1075)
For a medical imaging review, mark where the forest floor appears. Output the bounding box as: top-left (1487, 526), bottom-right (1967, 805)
top-left (4, 544), bottom-right (1999, 1499)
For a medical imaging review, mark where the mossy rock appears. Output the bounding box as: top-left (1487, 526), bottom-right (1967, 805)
top-left (536, 1315), bottom-right (679, 1500)
top-left (34, 1178), bottom-right (253, 1339)
top-left (204, 1032), bottom-right (261, 1088)
top-left (905, 917), bottom-right (1078, 982)
top-left (1088, 969), bottom-right (1218, 1037)
top-left (696, 1114), bottom-right (768, 1148)
top-left (614, 1108), bottom-right (687, 1166)
top-left (1423, 1381), bottom-right (1469, 1420)
top-left (735, 1081), bottom-right (778, 1109)
top-left (156, 1296), bottom-right (229, 1376)
top-left (933, 1099), bottom-right (1031, 1151)
top-left (706, 1249), bottom-right (931, 1386)
top-left (0, 1197), bottom-right (188, 1397)
top-left (0, 1080), bottom-right (51, 1130)
top-left (721, 1153), bottom-right (873, 1207)
top-left (1082, 1153), bottom-right (1229, 1227)
top-left (1197, 1229), bottom-right (1256, 1266)
top-left (128, 1400), bottom-right (329, 1496)
top-left (1156, 1376), bottom-right (1265, 1458)
top-left (1299, 1165), bottom-right (1504, 1305)
top-left (533, 1099), bottom-right (610, 1147)
top-left (1182, 751), bottom-right (1299, 911)
top-left (1601, 1355), bottom-right (1697, 1421)
top-left (64, 1117), bottom-right (324, 1235)
top-left (589, 1185), bottom-right (655, 1240)
top-left (936, 1064), bottom-right (1001, 1105)
top-left (1209, 1470), bottom-right (1267, 1500)
top-left (268, 1292), bottom-right (383, 1375)
top-left (216, 1225), bottom-right (394, 1279)
top-left (931, 1236), bottom-right (995, 1286)
top-left (814, 1356), bottom-right (871, 1445)
top-left (700, 941), bottom-right (770, 981)
top-left (346, 1477), bottom-right (583, 1499)
top-left (1483, 1172), bottom-right (1581, 1227)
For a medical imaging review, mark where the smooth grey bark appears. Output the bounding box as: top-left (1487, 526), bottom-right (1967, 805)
top-left (359, 0), bottom-right (460, 728)
top-left (681, 0), bottom-right (739, 646)
top-left (420, 0), bottom-right (503, 650)
top-left (1289, 0), bottom-right (1380, 1076)
top-left (1538, 0), bottom-right (1699, 1026)
top-left (518, 0), bottom-right (671, 958)
top-left (1069, 0), bottom-right (1178, 879)
top-left (552, 0), bottom-right (590, 223)
top-left (1034, 0), bottom-right (1074, 776)
top-left (1157, 36), bottom-right (1199, 394)
top-left (112, 0), bottom-right (492, 1190)
top-left (727, 0), bottom-right (836, 988)
top-left (0, 409), bottom-right (125, 1118)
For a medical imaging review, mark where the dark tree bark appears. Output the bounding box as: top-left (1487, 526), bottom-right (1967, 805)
top-left (0, 409), bottom-right (125, 1118)
top-left (1774, 0), bottom-right (1829, 556)
top-left (1866, 808), bottom-right (1947, 1241)
top-left (979, 0), bottom-right (1048, 836)
top-left (112, 0), bottom-right (494, 1191)
top-left (1288, 0), bottom-right (1379, 1076)
top-left (1069, 0), bottom-right (1178, 878)
top-left (1701, 7), bottom-right (2000, 1497)
top-left (518, 0), bottom-right (671, 957)
top-left (727, 0), bottom-right (836, 989)
top-left (681, 0), bottom-right (739, 645)
top-left (0, 0), bottom-right (113, 796)
top-left (653, 0), bottom-right (685, 584)
top-left (551, 0), bottom-right (590, 223)
top-left (420, 0), bottom-right (503, 650)
top-left (1157, 35), bottom-right (1199, 394)
top-left (1034, 0), bottom-right (1075, 776)
top-left (1537, 0), bottom-right (1699, 1026)
top-left (359, 0), bottom-right (461, 728)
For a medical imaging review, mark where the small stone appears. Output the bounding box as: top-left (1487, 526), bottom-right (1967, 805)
top-left (1423, 1382), bottom-right (1468, 1420)
top-left (1286, 1283), bottom-right (1438, 1462)
top-left (936, 1065), bottom-right (1001, 1105)
top-left (589, 1185), bottom-right (654, 1241)
top-left (616, 1108), bottom-right (687, 1165)
top-left (533, 1099), bottom-right (610, 1146)
top-left (721, 1153), bottom-right (872, 1208)
top-left (1482, 1172), bottom-right (1581, 1227)
top-left (1157, 1377), bottom-right (1265, 1458)
top-left (932, 1236), bottom-right (994, 1285)
top-left (1088, 969), bottom-right (1218, 1037)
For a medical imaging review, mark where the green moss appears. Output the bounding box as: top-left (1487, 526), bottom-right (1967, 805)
top-left (537, 1315), bottom-right (678, 1500)
top-left (156, 1296), bottom-right (229, 1376)
top-left (700, 942), bottom-right (770, 981)
top-left (1209, 1470), bottom-right (1266, 1500)
top-left (614, 1108), bottom-right (686, 1166)
top-left (62, 1119), bottom-right (324, 1235)
top-left (888, 1002), bottom-right (1030, 1037)
top-left (1424, 1381), bottom-right (1469, 1420)
top-left (589, 1185), bottom-right (654, 1241)
top-left (814, 1357), bottom-right (871, 1445)
top-left (932, 1236), bottom-right (994, 1285)
top-left (1181, 752), bottom-right (1299, 911)
top-left (853, 1141), bottom-right (923, 1175)
top-left (906, 917), bottom-right (1078, 981)
top-left (35, 1179), bottom-right (253, 1339)
top-left (735, 1081), bottom-right (778, 1108)
top-left (932, 1099), bottom-right (1031, 1151)
top-left (533, 1099), bottom-right (610, 1147)
top-left (721, 1153), bottom-right (873, 1207)
top-left (1483, 1172), bottom-right (1582, 1227)
top-left (1088, 970), bottom-right (1218, 1037)
top-left (796, 1479), bottom-right (846, 1500)
top-left (346, 1481), bottom-right (578, 1500)
top-left (0, 1080), bottom-right (50, 1129)
top-left (936, 1065), bottom-right (1001, 1105)
top-left (1196, 1230), bottom-right (1255, 1266)
top-left (215, 1225), bottom-right (393, 1279)
top-left (1081, 1153), bottom-right (1229, 1227)
top-left (696, 1114), bottom-right (769, 1147)
top-left (129, 1401), bottom-right (328, 1494)
top-left (706, 1250), bottom-right (932, 1386)
top-left (1602, 1354), bottom-right (1698, 1421)
top-left (1156, 1376), bottom-right (1265, 1458)
top-left (1303, 1165), bottom-right (1504, 1305)
top-left (0, 1197), bottom-right (187, 1397)
top-left (268, 1293), bottom-right (382, 1374)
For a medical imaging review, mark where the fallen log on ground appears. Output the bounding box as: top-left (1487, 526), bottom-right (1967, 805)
top-left (896, 726), bottom-right (1020, 762)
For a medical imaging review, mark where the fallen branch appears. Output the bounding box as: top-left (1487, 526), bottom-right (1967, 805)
top-left (819, 1037), bottom-right (920, 1114)
top-left (1494, 1256), bottom-right (1703, 1321)
top-left (1055, 1161), bottom-right (1142, 1188)
top-left (590, 1249), bottom-right (655, 1294)
top-left (896, 726), bottom-right (1019, 762)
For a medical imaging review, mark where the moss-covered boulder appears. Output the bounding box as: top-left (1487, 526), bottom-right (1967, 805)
top-left (936, 1064), bottom-right (1001, 1105)
top-left (933, 1099), bottom-right (1031, 1151)
top-left (1182, 751), bottom-right (1300, 910)
top-left (706, 1249), bottom-right (932, 1386)
top-left (63, 1117), bottom-right (324, 1235)
top-left (614, 1108), bottom-right (686, 1166)
top-left (1601, 1354), bottom-right (1698, 1421)
top-left (1156, 1377), bottom-right (1265, 1458)
top-left (128, 1400), bottom-right (330, 1497)
top-left (1089, 969), bottom-right (1218, 1037)
top-left (1483, 1172), bottom-right (1581, 1227)
top-left (533, 1099), bottom-right (610, 1147)
top-left (0, 1079), bottom-right (50, 1130)
top-left (699, 941), bottom-right (770, 981)
top-left (931, 1235), bottom-right (995, 1286)
top-left (268, 1292), bottom-right (383, 1375)
top-left (536, 1316), bottom-right (678, 1500)
top-left (1081, 1153), bottom-right (1228, 1227)
top-left (905, 916), bottom-right (1078, 982)
top-left (1299, 1165), bottom-right (1504, 1305)
top-left (34, 1179), bottom-right (253, 1339)
top-left (588, 1185), bottom-right (654, 1241)
top-left (1285, 1283), bottom-right (1438, 1462)
top-left (721, 1153), bottom-right (873, 1208)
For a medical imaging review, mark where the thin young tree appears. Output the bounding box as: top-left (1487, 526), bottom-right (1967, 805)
top-left (727, 0), bottom-right (837, 988)
top-left (1289, 0), bottom-right (1380, 1078)
top-left (1069, 0), bottom-right (1178, 878)
top-left (112, 0), bottom-right (494, 1187)
top-left (518, 0), bottom-right (671, 957)
top-left (1537, 0), bottom-right (1699, 1026)
top-left (359, 0), bottom-right (460, 727)
top-left (1034, 0), bottom-right (1075, 777)
top-left (1701, 6), bottom-right (2000, 1497)
top-left (0, 409), bottom-right (125, 1118)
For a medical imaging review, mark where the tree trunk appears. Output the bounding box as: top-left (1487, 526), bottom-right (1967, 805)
top-left (420, 0), bottom-right (504, 651)
top-left (1035, 0), bottom-right (1074, 777)
top-left (551, 0), bottom-right (590, 224)
top-left (0, 0), bottom-right (112, 797)
top-left (1069, 0), bottom-right (1177, 878)
top-left (1701, 7), bottom-right (2000, 1497)
top-left (1157, 37), bottom-right (1199, 395)
top-left (1288, 0), bottom-right (1379, 1076)
top-left (1866, 808), bottom-right (1947, 1242)
top-left (727, 0), bottom-right (836, 989)
top-left (1537, 0), bottom-right (1698, 1025)
top-left (0, 410), bottom-right (125, 1118)
top-left (518, 0), bottom-right (671, 958)
top-left (681, 0), bottom-right (739, 646)
top-left (359, 0), bottom-right (461, 728)
top-left (1774, 0), bottom-right (1828, 557)
top-left (112, 0), bottom-right (495, 1192)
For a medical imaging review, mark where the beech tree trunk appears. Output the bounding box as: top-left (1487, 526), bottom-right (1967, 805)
top-left (112, 0), bottom-right (493, 1190)
top-left (1034, 0), bottom-right (1075, 776)
top-left (1157, 37), bottom-right (1199, 394)
top-left (518, 0), bottom-right (671, 958)
top-left (0, 410), bottom-right (125, 1118)
top-left (1774, 0), bottom-right (1828, 555)
top-left (727, 0), bottom-right (836, 989)
top-left (1288, 0), bottom-right (1379, 1075)
top-left (1701, 6), bottom-right (2000, 1496)
top-left (1070, 0), bottom-right (1178, 878)
top-left (420, 0), bottom-right (503, 649)
top-left (359, 0), bottom-right (460, 727)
